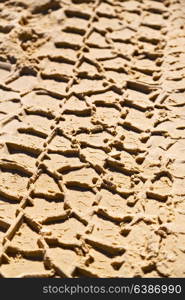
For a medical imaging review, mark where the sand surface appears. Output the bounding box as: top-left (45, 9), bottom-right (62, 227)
top-left (0, 0), bottom-right (185, 278)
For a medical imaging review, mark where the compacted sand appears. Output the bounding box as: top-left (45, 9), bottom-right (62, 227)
top-left (0, 0), bottom-right (185, 278)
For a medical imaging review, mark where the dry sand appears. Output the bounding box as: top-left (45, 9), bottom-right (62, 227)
top-left (0, 0), bottom-right (185, 277)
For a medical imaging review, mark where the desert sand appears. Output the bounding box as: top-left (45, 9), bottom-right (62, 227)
top-left (0, 0), bottom-right (185, 278)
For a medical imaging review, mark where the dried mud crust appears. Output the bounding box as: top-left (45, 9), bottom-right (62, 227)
top-left (0, 0), bottom-right (185, 278)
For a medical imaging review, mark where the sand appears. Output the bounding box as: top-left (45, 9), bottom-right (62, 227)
top-left (0, 0), bottom-right (185, 278)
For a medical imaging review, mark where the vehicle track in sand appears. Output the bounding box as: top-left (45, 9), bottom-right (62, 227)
top-left (0, 0), bottom-right (185, 277)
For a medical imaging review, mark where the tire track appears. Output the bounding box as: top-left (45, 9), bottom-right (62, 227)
top-left (0, 0), bottom-right (185, 277)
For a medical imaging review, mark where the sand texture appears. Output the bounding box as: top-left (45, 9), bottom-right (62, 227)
top-left (0, 0), bottom-right (185, 278)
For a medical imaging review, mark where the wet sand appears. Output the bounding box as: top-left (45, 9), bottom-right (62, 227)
top-left (0, 0), bottom-right (185, 277)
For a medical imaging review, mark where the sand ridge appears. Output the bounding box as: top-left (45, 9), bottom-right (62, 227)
top-left (0, 0), bottom-right (185, 277)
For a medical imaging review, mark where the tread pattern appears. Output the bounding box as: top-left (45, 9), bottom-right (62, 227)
top-left (0, 0), bottom-right (185, 277)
